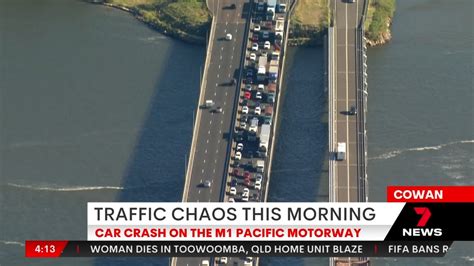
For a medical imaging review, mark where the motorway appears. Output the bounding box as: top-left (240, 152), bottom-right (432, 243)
top-left (176, 0), bottom-right (251, 265)
top-left (332, 0), bottom-right (364, 203)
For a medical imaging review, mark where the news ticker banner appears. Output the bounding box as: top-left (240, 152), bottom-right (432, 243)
top-left (26, 186), bottom-right (473, 258)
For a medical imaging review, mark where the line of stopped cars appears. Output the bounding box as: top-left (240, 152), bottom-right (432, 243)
top-left (227, 0), bottom-right (287, 203)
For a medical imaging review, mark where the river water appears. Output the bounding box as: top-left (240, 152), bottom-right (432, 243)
top-left (0, 0), bottom-right (472, 265)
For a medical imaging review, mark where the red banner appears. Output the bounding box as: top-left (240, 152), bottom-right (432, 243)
top-left (387, 186), bottom-right (474, 202)
top-left (25, 240), bottom-right (68, 258)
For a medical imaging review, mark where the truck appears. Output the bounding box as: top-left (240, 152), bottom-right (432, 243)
top-left (275, 18), bottom-right (284, 32)
top-left (336, 142), bottom-right (346, 161)
top-left (268, 65), bottom-right (279, 80)
top-left (259, 124), bottom-right (271, 152)
top-left (258, 56), bottom-right (267, 75)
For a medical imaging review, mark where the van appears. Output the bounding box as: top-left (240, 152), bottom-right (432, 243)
top-left (205, 100), bottom-right (214, 108)
top-left (255, 160), bottom-right (265, 173)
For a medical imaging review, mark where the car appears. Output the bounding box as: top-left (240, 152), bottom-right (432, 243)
top-left (232, 168), bottom-right (240, 177)
top-left (254, 180), bottom-right (261, 190)
top-left (228, 198), bottom-right (234, 203)
top-left (255, 174), bottom-right (263, 182)
top-left (258, 84), bottom-right (265, 90)
top-left (251, 43), bottom-right (259, 51)
top-left (240, 120), bottom-right (246, 129)
top-left (264, 41), bottom-right (271, 49)
top-left (244, 91), bottom-right (252, 99)
top-left (253, 24), bottom-right (261, 32)
top-left (243, 188), bottom-right (250, 196)
top-left (240, 114), bottom-right (248, 122)
top-left (242, 106), bottom-right (249, 114)
top-left (244, 84), bottom-right (252, 91)
top-left (245, 77), bottom-right (253, 84)
top-left (349, 105), bottom-right (357, 115)
top-left (244, 178), bottom-right (251, 186)
top-left (256, 91), bottom-right (262, 100)
top-left (246, 69), bottom-right (254, 78)
top-left (236, 143), bottom-right (244, 151)
top-left (229, 187), bottom-right (237, 195)
top-left (240, 98), bottom-right (248, 106)
top-left (249, 53), bottom-right (257, 61)
top-left (233, 161), bottom-right (240, 168)
top-left (254, 101), bottom-right (261, 108)
top-left (348, 0), bottom-right (356, 3)
top-left (244, 171), bottom-right (251, 179)
top-left (246, 257), bottom-right (254, 262)
top-left (254, 106), bottom-right (261, 115)
top-left (225, 33), bottom-right (232, 40)
top-left (252, 193), bottom-right (260, 201)
top-left (251, 34), bottom-right (259, 42)
top-left (203, 180), bottom-right (211, 188)
top-left (231, 179), bottom-right (238, 187)
top-left (219, 256), bottom-right (228, 264)
top-left (234, 151), bottom-right (242, 160)
top-left (202, 259), bottom-right (210, 266)
top-left (215, 106), bottom-right (223, 113)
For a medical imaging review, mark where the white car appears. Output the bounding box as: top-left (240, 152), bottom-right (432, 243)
top-left (251, 43), bottom-right (259, 51)
top-left (249, 53), bottom-right (257, 61)
top-left (219, 257), bottom-right (228, 264)
top-left (202, 260), bottom-right (210, 266)
top-left (253, 24), bottom-right (261, 32)
top-left (234, 151), bottom-right (242, 160)
top-left (236, 143), bottom-right (244, 151)
top-left (229, 187), bottom-right (237, 195)
top-left (264, 41), bottom-right (271, 49)
top-left (225, 33), bottom-right (232, 40)
top-left (228, 198), bottom-right (235, 203)
top-left (258, 84), bottom-right (264, 90)
top-left (256, 91), bottom-right (262, 100)
top-left (243, 188), bottom-right (250, 197)
top-left (254, 180), bottom-right (261, 190)
top-left (254, 106), bottom-right (261, 115)
top-left (242, 106), bottom-right (249, 114)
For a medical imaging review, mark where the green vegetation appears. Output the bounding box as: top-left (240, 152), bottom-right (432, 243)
top-left (103, 0), bottom-right (211, 43)
top-left (289, 0), bottom-right (329, 46)
top-left (365, 0), bottom-right (396, 43)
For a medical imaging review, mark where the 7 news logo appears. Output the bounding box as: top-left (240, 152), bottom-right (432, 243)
top-left (402, 207), bottom-right (443, 237)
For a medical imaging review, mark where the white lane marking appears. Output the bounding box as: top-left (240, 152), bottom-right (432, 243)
top-left (226, 21), bottom-right (228, 25)
top-left (231, 55), bottom-right (234, 60)
top-left (219, 130), bottom-right (222, 134)
top-left (201, 169), bottom-right (204, 173)
top-left (228, 74), bottom-right (231, 78)
top-left (233, 46), bottom-right (235, 51)
top-left (218, 139), bottom-right (221, 144)
top-left (220, 55), bottom-right (223, 60)
top-left (229, 65), bottom-right (232, 68)
top-left (225, 92), bottom-right (228, 96)
top-left (198, 190), bottom-right (201, 194)
top-left (214, 92), bottom-right (217, 96)
top-left (235, 28), bottom-right (238, 33)
top-left (221, 47), bottom-right (223, 51)
top-left (205, 149), bottom-right (208, 154)
top-left (221, 120), bottom-right (223, 124)
top-left (203, 159), bottom-right (206, 164)
top-left (224, 29), bottom-right (227, 33)
top-left (208, 130), bottom-right (211, 134)
top-left (213, 169), bottom-right (216, 173)
top-left (216, 149), bottom-right (219, 154)
top-left (207, 139), bottom-right (209, 143)
top-left (210, 120), bottom-right (212, 125)
top-left (214, 159), bottom-right (217, 163)
top-left (224, 101), bottom-right (226, 105)
top-left (219, 65), bottom-right (221, 69)
top-left (197, 200), bottom-right (199, 202)
top-left (217, 74), bottom-right (220, 78)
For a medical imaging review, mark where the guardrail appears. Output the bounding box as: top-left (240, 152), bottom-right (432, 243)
top-left (327, 26), bottom-right (336, 203)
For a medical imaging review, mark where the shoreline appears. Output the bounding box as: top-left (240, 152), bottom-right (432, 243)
top-left (89, 1), bottom-right (393, 47)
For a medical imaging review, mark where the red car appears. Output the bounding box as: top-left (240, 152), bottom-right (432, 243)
top-left (243, 171), bottom-right (251, 180)
top-left (244, 178), bottom-right (251, 186)
top-left (233, 168), bottom-right (240, 177)
top-left (244, 91), bottom-right (252, 99)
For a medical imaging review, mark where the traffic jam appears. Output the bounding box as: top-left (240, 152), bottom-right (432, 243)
top-left (226, 1), bottom-right (287, 203)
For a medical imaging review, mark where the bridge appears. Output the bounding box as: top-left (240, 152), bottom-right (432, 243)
top-left (174, 0), bottom-right (369, 265)
top-left (328, 0), bottom-right (369, 265)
